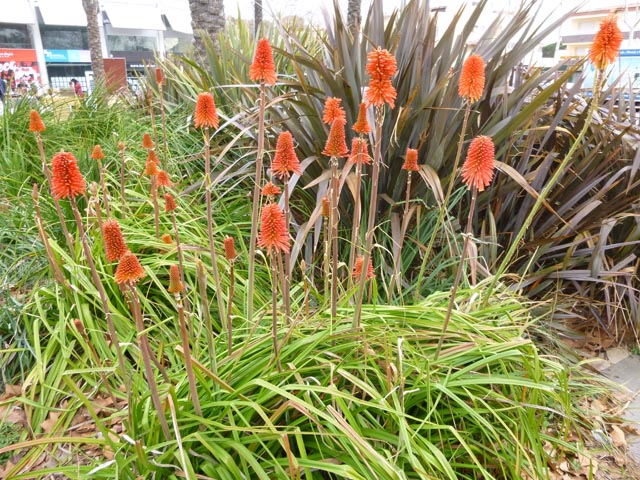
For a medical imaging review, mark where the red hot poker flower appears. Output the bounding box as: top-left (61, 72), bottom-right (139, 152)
top-left (168, 265), bottom-right (184, 294)
top-left (458, 54), bottom-right (485, 103)
top-left (402, 148), bottom-right (419, 171)
top-left (29, 110), bottom-right (45, 132)
top-left (155, 67), bottom-right (164, 85)
top-left (353, 255), bottom-right (375, 280)
top-left (117, 141), bottom-right (125, 151)
top-left (366, 78), bottom-right (397, 108)
top-left (249, 38), bottom-right (277, 86)
top-left (366, 48), bottom-right (397, 79)
top-left (322, 97), bottom-right (346, 125)
top-left (157, 170), bottom-right (172, 187)
top-left (91, 144), bottom-right (105, 160)
top-left (142, 132), bottom-right (154, 149)
top-left (322, 118), bottom-right (349, 158)
top-left (102, 219), bottom-right (128, 262)
top-left (589, 15), bottom-right (623, 70)
top-left (272, 131), bottom-right (302, 178)
top-left (348, 138), bottom-right (370, 165)
top-left (164, 193), bottom-right (177, 212)
top-left (114, 252), bottom-right (146, 285)
top-left (161, 233), bottom-right (173, 244)
top-left (262, 181), bottom-right (281, 197)
top-left (258, 203), bottom-right (290, 254)
top-left (321, 196), bottom-right (330, 218)
top-left (224, 236), bottom-right (237, 261)
top-left (194, 92), bottom-right (219, 129)
top-left (352, 102), bottom-right (371, 134)
top-left (461, 135), bottom-right (495, 192)
top-left (145, 152), bottom-right (159, 176)
top-left (51, 151), bottom-right (86, 199)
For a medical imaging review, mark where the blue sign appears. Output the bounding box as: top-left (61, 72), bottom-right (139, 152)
top-left (44, 49), bottom-right (91, 63)
top-left (619, 49), bottom-right (640, 57)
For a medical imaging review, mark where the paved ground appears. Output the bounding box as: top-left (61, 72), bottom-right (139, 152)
top-left (600, 349), bottom-right (640, 460)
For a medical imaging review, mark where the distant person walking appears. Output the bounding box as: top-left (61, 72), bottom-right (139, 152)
top-left (70, 78), bottom-right (84, 98)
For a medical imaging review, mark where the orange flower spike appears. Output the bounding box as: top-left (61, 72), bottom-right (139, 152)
top-left (402, 148), bottom-right (419, 171)
top-left (366, 48), bottom-right (397, 79)
top-left (102, 219), bottom-right (128, 262)
top-left (589, 15), bottom-right (623, 70)
top-left (157, 170), bottom-right (172, 187)
top-left (91, 144), bottom-right (105, 160)
top-left (321, 196), bottom-right (330, 218)
top-left (117, 141), bottom-right (125, 151)
top-left (51, 151), bottom-right (86, 199)
top-left (272, 131), bottom-right (302, 178)
top-left (161, 233), bottom-right (173, 244)
top-left (366, 78), bottom-right (397, 108)
top-left (167, 265), bottom-right (184, 294)
top-left (458, 54), bottom-right (485, 103)
top-left (224, 236), bottom-right (237, 261)
top-left (114, 252), bottom-right (146, 285)
top-left (353, 255), bottom-right (375, 280)
top-left (194, 92), bottom-right (219, 129)
top-left (322, 118), bottom-right (349, 158)
top-left (461, 135), bottom-right (495, 192)
top-left (155, 67), bottom-right (164, 85)
top-left (249, 37), bottom-right (277, 86)
top-left (164, 193), bottom-right (177, 212)
top-left (29, 110), bottom-right (45, 132)
top-left (144, 152), bottom-right (159, 176)
top-left (142, 132), bottom-right (154, 149)
top-left (262, 181), bottom-right (281, 197)
top-left (322, 97), bottom-right (346, 125)
top-left (348, 138), bottom-right (370, 165)
top-left (258, 203), bottom-right (290, 254)
top-left (352, 102), bottom-right (371, 134)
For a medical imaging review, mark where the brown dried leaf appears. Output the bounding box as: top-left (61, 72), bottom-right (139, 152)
top-left (40, 411), bottom-right (61, 434)
top-left (610, 424), bottom-right (627, 450)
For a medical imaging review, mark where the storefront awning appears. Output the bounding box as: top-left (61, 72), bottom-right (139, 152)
top-left (0, 0), bottom-right (35, 24)
top-left (38, 0), bottom-right (87, 26)
top-left (163, 7), bottom-right (192, 34)
top-left (102, 1), bottom-right (165, 31)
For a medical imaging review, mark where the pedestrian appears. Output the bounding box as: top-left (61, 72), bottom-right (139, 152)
top-left (69, 78), bottom-right (84, 98)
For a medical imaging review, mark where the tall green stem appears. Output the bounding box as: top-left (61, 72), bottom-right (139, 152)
top-left (283, 175), bottom-right (291, 323)
top-left (247, 83), bottom-right (267, 322)
top-left (330, 156), bottom-right (339, 322)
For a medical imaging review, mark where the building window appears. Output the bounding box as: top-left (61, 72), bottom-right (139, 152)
top-left (165, 37), bottom-right (190, 54)
top-left (0, 23), bottom-right (32, 49)
top-left (40, 26), bottom-right (89, 50)
top-left (108, 35), bottom-right (156, 52)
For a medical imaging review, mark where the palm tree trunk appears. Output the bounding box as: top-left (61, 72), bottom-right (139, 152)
top-left (347, 0), bottom-right (362, 35)
top-left (82, 0), bottom-right (105, 85)
top-left (189, 0), bottom-right (226, 59)
top-left (254, 0), bottom-right (262, 35)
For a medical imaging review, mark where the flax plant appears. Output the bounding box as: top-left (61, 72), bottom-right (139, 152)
top-left (32, 183), bottom-right (67, 288)
top-left (155, 68), bottom-right (169, 164)
top-left (224, 236), bottom-right (237, 355)
top-left (349, 103), bottom-right (371, 270)
top-left (118, 140), bottom-right (126, 215)
top-left (247, 38), bottom-right (277, 323)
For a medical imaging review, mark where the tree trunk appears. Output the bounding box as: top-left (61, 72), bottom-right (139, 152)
top-left (254, 0), bottom-right (262, 35)
top-left (347, 0), bottom-right (362, 35)
top-left (82, 0), bottom-right (105, 86)
top-left (189, 0), bottom-right (226, 60)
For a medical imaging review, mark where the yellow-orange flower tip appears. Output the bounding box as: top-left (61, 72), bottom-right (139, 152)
top-left (114, 252), bottom-right (145, 285)
top-left (155, 67), bottom-right (164, 85)
top-left (51, 151), bottom-right (86, 199)
top-left (194, 92), bottom-right (220, 129)
top-left (322, 118), bottom-right (349, 158)
top-left (157, 170), bottom-right (172, 187)
top-left (262, 181), bottom-right (281, 197)
top-left (272, 131), bottom-right (302, 178)
top-left (353, 255), bottom-right (375, 280)
top-left (249, 37), bottom-right (277, 86)
top-left (167, 264), bottom-right (184, 294)
top-left (161, 233), bottom-right (173, 244)
top-left (29, 110), bottom-right (45, 132)
top-left (91, 144), bottom-right (105, 160)
top-left (365, 78), bottom-right (397, 108)
top-left (352, 102), bottom-right (371, 134)
top-left (461, 135), bottom-right (495, 192)
top-left (348, 138), bottom-right (370, 165)
top-left (224, 236), bottom-right (237, 261)
top-left (322, 97), bottom-right (346, 125)
top-left (142, 132), bottom-right (154, 149)
top-left (321, 196), bottom-right (330, 218)
top-left (589, 15), bottom-right (623, 71)
top-left (258, 203), bottom-right (290, 254)
top-left (458, 54), bottom-right (485, 103)
top-left (102, 219), bottom-right (128, 262)
top-left (402, 148), bottom-right (419, 171)
top-left (164, 193), bottom-right (177, 212)
top-left (366, 48), bottom-right (397, 80)
top-left (117, 141), bottom-right (125, 151)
